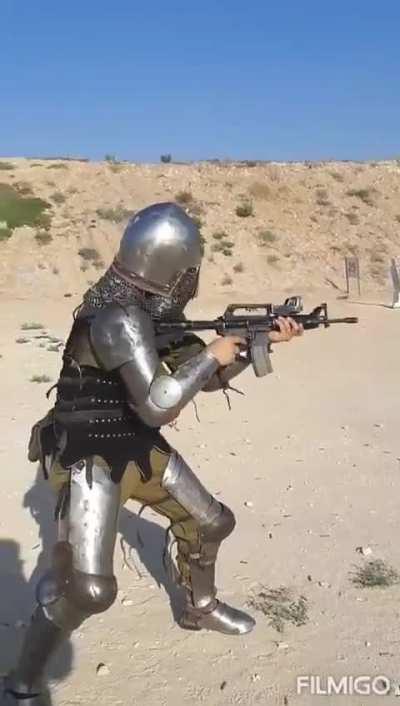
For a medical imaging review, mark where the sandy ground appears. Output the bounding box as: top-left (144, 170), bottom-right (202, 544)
top-left (0, 287), bottom-right (399, 705)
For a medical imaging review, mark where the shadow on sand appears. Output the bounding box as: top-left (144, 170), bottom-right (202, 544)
top-left (0, 468), bottom-right (182, 685)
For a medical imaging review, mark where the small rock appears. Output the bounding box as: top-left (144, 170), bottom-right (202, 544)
top-left (364, 640), bottom-right (371, 647)
top-left (96, 663), bottom-right (110, 676)
top-left (220, 681), bottom-right (227, 691)
top-left (244, 500), bottom-right (253, 508)
top-left (356, 546), bottom-right (372, 556)
top-left (276, 641), bottom-right (289, 650)
top-left (121, 597), bottom-right (133, 606)
top-left (318, 581), bottom-right (331, 588)
top-left (251, 673), bottom-right (260, 682)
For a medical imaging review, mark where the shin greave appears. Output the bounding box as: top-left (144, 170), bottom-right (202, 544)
top-left (6, 459), bottom-right (120, 700)
top-left (161, 451), bottom-right (235, 609)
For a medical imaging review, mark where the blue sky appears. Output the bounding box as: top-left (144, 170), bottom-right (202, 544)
top-left (1, 0), bottom-right (399, 161)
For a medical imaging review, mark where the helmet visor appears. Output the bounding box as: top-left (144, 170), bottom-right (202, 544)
top-left (170, 267), bottom-right (200, 305)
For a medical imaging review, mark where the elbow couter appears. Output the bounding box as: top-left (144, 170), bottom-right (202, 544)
top-left (134, 405), bottom-right (178, 429)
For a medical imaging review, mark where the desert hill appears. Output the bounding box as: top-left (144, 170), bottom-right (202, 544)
top-left (0, 157), bottom-right (399, 299)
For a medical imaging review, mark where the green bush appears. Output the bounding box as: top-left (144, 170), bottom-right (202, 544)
top-left (79, 247), bottom-right (101, 261)
top-left (315, 188), bottom-right (330, 206)
top-left (96, 206), bottom-right (133, 223)
top-left (346, 188), bottom-right (376, 206)
top-left (345, 212), bottom-right (359, 225)
top-left (46, 163), bottom-right (68, 170)
top-left (21, 322), bottom-right (44, 330)
top-left (329, 171), bottom-right (345, 182)
top-left (236, 201), bottom-right (254, 218)
top-left (35, 230), bottom-right (52, 245)
top-left (15, 182), bottom-right (33, 196)
top-left (50, 191), bottom-right (66, 204)
top-left (0, 184), bottom-right (51, 239)
top-left (175, 190), bottom-right (193, 204)
top-left (0, 162), bottom-right (15, 170)
top-left (190, 214), bottom-right (202, 229)
top-left (0, 225), bottom-right (12, 241)
top-left (30, 374), bottom-right (52, 383)
top-left (212, 230), bottom-right (227, 241)
top-left (258, 229), bottom-right (277, 246)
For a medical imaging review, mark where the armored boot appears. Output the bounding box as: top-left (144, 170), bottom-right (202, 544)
top-left (161, 452), bottom-right (256, 636)
top-left (180, 592), bottom-right (255, 635)
top-left (178, 540), bottom-right (255, 635)
top-left (1, 606), bottom-right (64, 705)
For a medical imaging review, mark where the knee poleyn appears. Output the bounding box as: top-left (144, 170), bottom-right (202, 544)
top-left (200, 503), bottom-right (236, 543)
top-left (67, 571), bottom-right (118, 614)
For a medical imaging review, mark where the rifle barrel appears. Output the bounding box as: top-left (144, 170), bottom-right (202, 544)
top-left (156, 315), bottom-right (358, 333)
top-left (327, 317), bottom-right (358, 324)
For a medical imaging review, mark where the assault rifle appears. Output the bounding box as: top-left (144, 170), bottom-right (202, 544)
top-left (155, 296), bottom-right (358, 377)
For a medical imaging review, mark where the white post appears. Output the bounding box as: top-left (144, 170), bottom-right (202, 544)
top-left (391, 258), bottom-right (400, 308)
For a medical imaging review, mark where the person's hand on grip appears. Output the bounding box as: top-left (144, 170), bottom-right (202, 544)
top-left (207, 335), bottom-right (246, 366)
top-left (269, 316), bottom-right (303, 343)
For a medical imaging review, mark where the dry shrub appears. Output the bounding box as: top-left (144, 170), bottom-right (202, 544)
top-left (265, 165), bottom-right (281, 182)
top-left (249, 182), bottom-right (272, 200)
top-left (346, 212), bottom-right (359, 225)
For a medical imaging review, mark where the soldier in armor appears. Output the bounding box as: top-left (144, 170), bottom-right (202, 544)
top-left (2, 203), bottom-right (302, 704)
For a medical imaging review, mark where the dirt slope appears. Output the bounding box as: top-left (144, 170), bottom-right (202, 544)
top-left (0, 157), bottom-right (399, 300)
